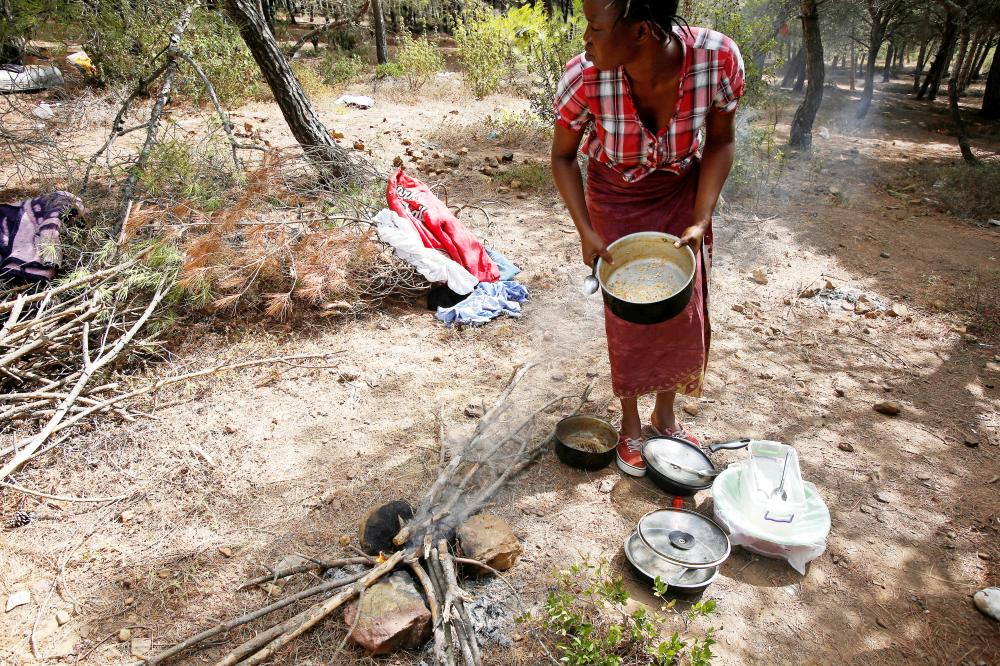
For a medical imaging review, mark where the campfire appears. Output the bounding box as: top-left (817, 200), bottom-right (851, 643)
top-left (143, 364), bottom-right (590, 665)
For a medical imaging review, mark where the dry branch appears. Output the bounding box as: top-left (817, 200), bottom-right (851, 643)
top-left (144, 567), bottom-right (371, 665)
top-left (213, 550), bottom-right (406, 666)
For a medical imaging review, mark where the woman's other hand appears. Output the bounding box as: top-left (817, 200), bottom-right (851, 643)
top-left (674, 221), bottom-right (709, 252)
top-left (580, 226), bottom-right (613, 267)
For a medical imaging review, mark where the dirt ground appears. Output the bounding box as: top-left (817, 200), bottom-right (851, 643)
top-left (2, 63), bottom-right (1000, 666)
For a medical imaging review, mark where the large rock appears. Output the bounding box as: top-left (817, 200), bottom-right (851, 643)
top-left (457, 514), bottom-right (521, 575)
top-left (343, 571), bottom-right (431, 655)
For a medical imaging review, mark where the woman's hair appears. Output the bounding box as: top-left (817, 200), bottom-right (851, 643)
top-left (608, 0), bottom-right (687, 40)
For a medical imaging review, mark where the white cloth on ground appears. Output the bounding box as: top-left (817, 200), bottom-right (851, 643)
top-left (373, 209), bottom-right (477, 295)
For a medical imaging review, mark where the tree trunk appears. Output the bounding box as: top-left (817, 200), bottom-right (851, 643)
top-left (856, 12), bottom-right (887, 119)
top-left (793, 49), bottom-right (807, 92)
top-left (940, 6), bottom-right (976, 163)
top-left (983, 44), bottom-right (1000, 119)
top-left (850, 21), bottom-right (857, 91)
top-left (913, 38), bottom-right (932, 95)
top-left (972, 35), bottom-right (995, 80)
top-left (882, 42), bottom-right (894, 82)
top-left (223, 0), bottom-right (350, 175)
top-left (781, 47), bottom-right (804, 88)
top-left (371, 0), bottom-right (388, 64)
top-left (958, 29), bottom-right (982, 94)
top-left (790, 0), bottom-right (824, 148)
top-left (918, 16), bottom-right (956, 100)
top-left (929, 27), bottom-right (959, 101)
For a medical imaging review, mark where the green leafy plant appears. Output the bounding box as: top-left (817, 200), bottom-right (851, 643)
top-left (320, 51), bottom-right (366, 87)
top-left (519, 557), bottom-right (719, 666)
top-left (395, 30), bottom-right (444, 91)
top-left (375, 61), bottom-right (405, 79)
top-left (292, 62), bottom-right (329, 98)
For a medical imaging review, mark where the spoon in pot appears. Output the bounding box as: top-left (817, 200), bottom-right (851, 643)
top-left (583, 261), bottom-right (599, 296)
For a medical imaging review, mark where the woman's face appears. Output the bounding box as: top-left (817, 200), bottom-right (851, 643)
top-left (582, 0), bottom-right (641, 70)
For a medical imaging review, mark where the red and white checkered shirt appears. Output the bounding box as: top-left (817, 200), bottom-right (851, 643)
top-left (554, 26), bottom-right (745, 183)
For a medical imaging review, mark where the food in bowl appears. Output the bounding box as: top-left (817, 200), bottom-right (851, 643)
top-left (561, 430), bottom-right (613, 452)
top-left (605, 257), bottom-right (689, 304)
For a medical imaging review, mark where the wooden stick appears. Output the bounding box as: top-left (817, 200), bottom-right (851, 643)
top-left (212, 550), bottom-right (405, 666)
top-left (408, 560), bottom-right (449, 666)
top-left (144, 568), bottom-right (370, 665)
top-left (440, 541), bottom-right (480, 666)
top-left (239, 557), bottom-right (370, 589)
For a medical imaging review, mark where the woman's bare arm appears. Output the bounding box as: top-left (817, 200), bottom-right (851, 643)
top-left (551, 123), bottom-right (613, 266)
top-left (675, 108), bottom-right (738, 250)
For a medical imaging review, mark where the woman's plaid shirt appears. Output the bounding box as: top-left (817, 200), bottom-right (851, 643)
top-left (555, 26), bottom-right (745, 183)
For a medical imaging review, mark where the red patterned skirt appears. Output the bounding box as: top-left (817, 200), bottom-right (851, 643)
top-left (585, 160), bottom-right (712, 399)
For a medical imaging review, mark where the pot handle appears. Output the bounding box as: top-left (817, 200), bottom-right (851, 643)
top-left (706, 438), bottom-right (752, 453)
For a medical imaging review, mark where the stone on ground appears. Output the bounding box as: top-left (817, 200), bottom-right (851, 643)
top-left (457, 514), bottom-right (522, 574)
top-left (343, 571), bottom-right (431, 655)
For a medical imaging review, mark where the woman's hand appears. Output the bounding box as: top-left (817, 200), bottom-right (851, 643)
top-left (674, 220), bottom-right (710, 253)
top-left (579, 226), bottom-right (612, 267)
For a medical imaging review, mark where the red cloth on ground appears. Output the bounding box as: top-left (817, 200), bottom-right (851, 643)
top-left (585, 159), bottom-right (712, 399)
top-left (387, 169), bottom-right (499, 283)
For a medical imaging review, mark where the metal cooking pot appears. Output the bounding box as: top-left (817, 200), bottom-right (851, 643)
top-left (596, 232), bottom-right (696, 325)
top-left (624, 508), bottom-right (731, 595)
top-left (642, 437), bottom-right (752, 496)
top-left (623, 531), bottom-right (719, 595)
top-left (554, 415), bottom-right (618, 471)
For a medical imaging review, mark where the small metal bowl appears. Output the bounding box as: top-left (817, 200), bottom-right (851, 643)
top-left (554, 415), bottom-right (618, 471)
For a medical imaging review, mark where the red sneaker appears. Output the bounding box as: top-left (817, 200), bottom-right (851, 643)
top-left (616, 436), bottom-right (646, 477)
top-left (649, 419), bottom-right (702, 448)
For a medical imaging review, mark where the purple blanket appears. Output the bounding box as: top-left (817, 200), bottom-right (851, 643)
top-left (0, 191), bottom-right (84, 282)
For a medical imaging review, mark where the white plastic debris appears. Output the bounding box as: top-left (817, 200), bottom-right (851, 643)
top-left (818, 126), bottom-right (831, 140)
top-left (334, 94), bottom-right (375, 109)
top-left (32, 103), bottom-right (54, 120)
top-left (5, 590), bottom-right (30, 612)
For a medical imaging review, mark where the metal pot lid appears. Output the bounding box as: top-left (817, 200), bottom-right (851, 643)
top-left (623, 532), bottom-right (720, 589)
top-left (642, 437), bottom-right (714, 486)
top-left (636, 508), bottom-right (731, 569)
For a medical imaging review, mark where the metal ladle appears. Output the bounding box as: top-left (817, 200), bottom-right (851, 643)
top-left (583, 261), bottom-right (599, 295)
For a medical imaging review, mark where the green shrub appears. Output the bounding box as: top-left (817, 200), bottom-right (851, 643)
top-left (519, 558), bottom-right (718, 666)
top-left (454, 1), bottom-right (584, 108)
top-left (375, 61), bottom-right (404, 79)
top-left (292, 62), bottom-right (329, 98)
top-left (182, 11), bottom-right (268, 106)
top-left (396, 31), bottom-right (444, 91)
top-left (320, 51), bottom-right (365, 87)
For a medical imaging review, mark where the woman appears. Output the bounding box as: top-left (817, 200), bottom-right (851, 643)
top-left (551, 0), bottom-right (744, 477)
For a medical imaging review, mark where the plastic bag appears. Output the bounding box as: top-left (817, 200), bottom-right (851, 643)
top-left (712, 462), bottom-right (830, 575)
